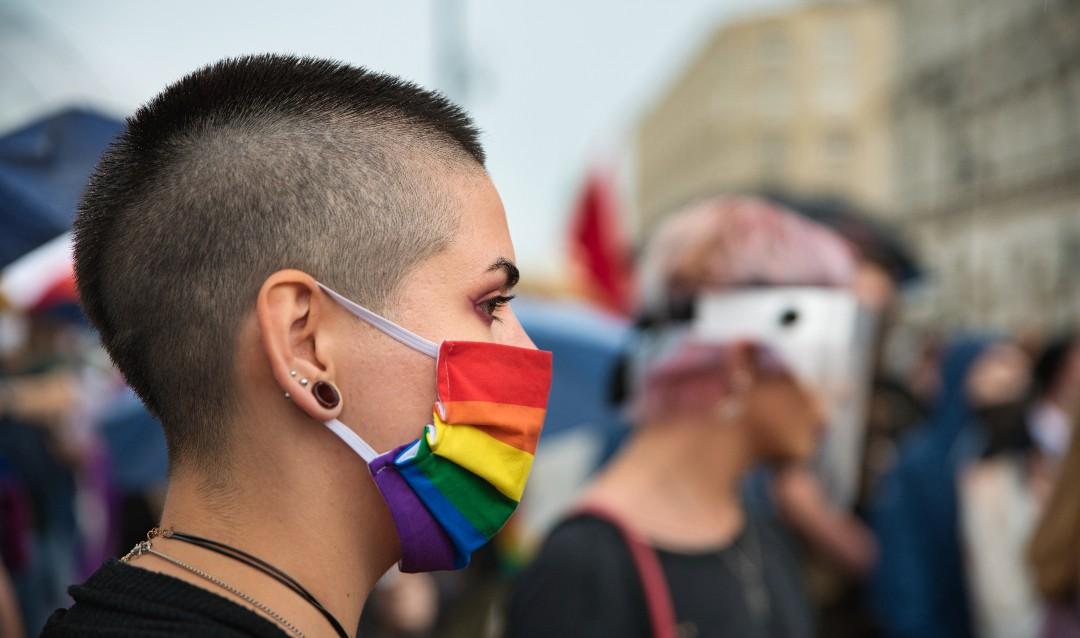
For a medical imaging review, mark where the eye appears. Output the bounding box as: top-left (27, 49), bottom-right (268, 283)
top-left (477, 294), bottom-right (516, 322)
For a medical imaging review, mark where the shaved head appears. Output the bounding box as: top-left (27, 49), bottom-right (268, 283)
top-left (74, 54), bottom-right (485, 472)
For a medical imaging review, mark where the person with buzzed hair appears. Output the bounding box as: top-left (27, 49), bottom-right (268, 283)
top-left (42, 54), bottom-right (553, 638)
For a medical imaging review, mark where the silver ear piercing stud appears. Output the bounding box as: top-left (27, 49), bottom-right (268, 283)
top-left (289, 370), bottom-right (297, 378)
top-left (299, 377), bottom-right (309, 387)
top-left (284, 391), bottom-right (291, 400)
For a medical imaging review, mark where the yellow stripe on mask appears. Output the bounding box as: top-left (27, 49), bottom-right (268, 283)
top-left (427, 414), bottom-right (534, 502)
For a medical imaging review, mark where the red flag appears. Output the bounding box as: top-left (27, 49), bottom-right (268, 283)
top-left (0, 232), bottom-right (77, 313)
top-left (567, 168), bottom-right (633, 315)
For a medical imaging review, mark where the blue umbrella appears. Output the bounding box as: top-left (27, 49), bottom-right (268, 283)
top-left (0, 108), bottom-right (123, 268)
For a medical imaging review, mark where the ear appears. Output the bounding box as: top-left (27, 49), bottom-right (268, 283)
top-left (256, 270), bottom-right (345, 423)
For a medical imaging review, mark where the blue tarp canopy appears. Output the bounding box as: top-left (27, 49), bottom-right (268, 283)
top-left (0, 108), bottom-right (123, 268)
top-left (514, 298), bottom-right (630, 438)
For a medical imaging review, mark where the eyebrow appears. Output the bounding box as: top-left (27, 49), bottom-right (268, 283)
top-left (488, 257), bottom-right (520, 289)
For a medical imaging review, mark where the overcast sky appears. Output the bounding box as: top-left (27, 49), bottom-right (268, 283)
top-left (1, 0), bottom-right (794, 281)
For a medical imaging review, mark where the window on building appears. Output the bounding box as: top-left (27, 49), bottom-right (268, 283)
top-left (759, 133), bottom-right (787, 179)
top-left (758, 26), bottom-right (793, 118)
top-left (818, 20), bottom-right (856, 112)
top-left (760, 27), bottom-right (790, 69)
top-left (824, 128), bottom-right (853, 169)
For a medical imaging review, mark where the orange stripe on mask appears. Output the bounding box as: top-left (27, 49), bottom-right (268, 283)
top-left (436, 401), bottom-right (546, 454)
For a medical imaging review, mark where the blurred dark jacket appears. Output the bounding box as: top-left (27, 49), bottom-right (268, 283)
top-left (870, 338), bottom-right (995, 638)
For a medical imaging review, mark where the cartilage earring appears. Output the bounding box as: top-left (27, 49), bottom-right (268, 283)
top-left (284, 391), bottom-right (291, 400)
top-left (299, 377), bottom-right (309, 387)
top-left (289, 370), bottom-right (297, 378)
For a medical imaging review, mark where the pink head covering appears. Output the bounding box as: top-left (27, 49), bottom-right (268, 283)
top-left (631, 196), bottom-right (856, 421)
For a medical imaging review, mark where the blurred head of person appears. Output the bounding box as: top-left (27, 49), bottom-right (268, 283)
top-left (915, 337), bottom-right (1023, 438)
top-left (964, 341), bottom-right (1032, 457)
top-left (73, 55), bottom-right (533, 564)
top-left (626, 196), bottom-right (856, 469)
top-left (761, 193), bottom-right (921, 318)
top-left (1029, 334), bottom-right (1080, 458)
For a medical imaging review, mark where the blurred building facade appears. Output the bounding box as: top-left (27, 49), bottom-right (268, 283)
top-left (892, 0), bottom-right (1080, 330)
top-left (633, 0), bottom-right (896, 236)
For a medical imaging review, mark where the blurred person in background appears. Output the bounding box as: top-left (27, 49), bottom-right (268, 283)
top-left (957, 344), bottom-right (1040, 638)
top-left (980, 332), bottom-right (1080, 638)
top-left (761, 195), bottom-right (926, 638)
top-left (1028, 339), bottom-right (1080, 637)
top-left (871, 337), bottom-right (1031, 638)
top-left (760, 199), bottom-right (928, 502)
top-left (506, 196), bottom-right (858, 638)
top-left (1027, 335), bottom-right (1080, 465)
top-left (0, 310), bottom-right (91, 636)
top-left (43, 54), bottom-right (552, 638)
top-left (959, 333), bottom-right (1079, 638)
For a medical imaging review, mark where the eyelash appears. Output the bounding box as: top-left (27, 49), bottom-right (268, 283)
top-left (479, 295), bottom-right (516, 321)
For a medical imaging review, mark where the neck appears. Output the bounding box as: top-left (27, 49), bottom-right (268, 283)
top-left (585, 416), bottom-right (752, 550)
top-left (144, 421), bottom-right (398, 638)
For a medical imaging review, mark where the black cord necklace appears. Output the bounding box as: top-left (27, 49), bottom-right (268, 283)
top-left (151, 528), bottom-right (349, 638)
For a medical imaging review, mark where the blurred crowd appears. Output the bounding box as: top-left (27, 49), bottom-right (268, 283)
top-left (0, 307), bottom-right (169, 636)
top-left (1, 182), bottom-right (1077, 638)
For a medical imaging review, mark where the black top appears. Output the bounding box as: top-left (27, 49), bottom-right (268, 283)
top-left (40, 559), bottom-right (289, 637)
top-left (505, 513), bottom-right (814, 638)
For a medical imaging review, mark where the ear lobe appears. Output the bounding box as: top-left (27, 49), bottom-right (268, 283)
top-left (290, 375), bottom-right (345, 423)
top-left (312, 380), bottom-right (342, 409)
top-left (256, 270), bottom-right (344, 422)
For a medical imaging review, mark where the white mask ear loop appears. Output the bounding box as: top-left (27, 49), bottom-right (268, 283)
top-left (317, 283), bottom-right (439, 358)
top-left (325, 418), bottom-right (380, 462)
top-left (315, 282), bottom-right (440, 464)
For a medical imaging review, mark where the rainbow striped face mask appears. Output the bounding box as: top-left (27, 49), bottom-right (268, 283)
top-left (317, 284), bottom-right (553, 572)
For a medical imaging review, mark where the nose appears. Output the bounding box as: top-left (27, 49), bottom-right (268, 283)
top-left (499, 308), bottom-right (538, 350)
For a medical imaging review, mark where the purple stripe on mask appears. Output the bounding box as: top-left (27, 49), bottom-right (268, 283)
top-left (369, 444), bottom-right (460, 572)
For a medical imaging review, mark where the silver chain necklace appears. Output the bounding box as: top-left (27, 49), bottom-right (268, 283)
top-left (720, 520), bottom-right (771, 631)
top-left (123, 540), bottom-right (306, 638)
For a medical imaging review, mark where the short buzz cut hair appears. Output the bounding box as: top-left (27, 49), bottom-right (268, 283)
top-left (74, 54), bottom-right (485, 474)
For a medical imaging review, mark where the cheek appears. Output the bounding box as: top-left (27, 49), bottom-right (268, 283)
top-left (339, 340), bottom-right (439, 450)
top-left (785, 393), bottom-right (823, 446)
top-left (748, 385), bottom-right (819, 456)
top-left (745, 399), bottom-right (786, 451)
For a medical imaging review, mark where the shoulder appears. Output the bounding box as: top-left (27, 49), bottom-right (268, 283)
top-left (505, 513), bottom-right (648, 638)
top-left (544, 513), bottom-right (634, 559)
top-left (516, 513), bottom-right (639, 587)
top-left (42, 560), bottom-right (287, 638)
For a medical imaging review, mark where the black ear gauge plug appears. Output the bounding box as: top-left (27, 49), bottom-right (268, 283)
top-left (312, 380), bottom-right (341, 409)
